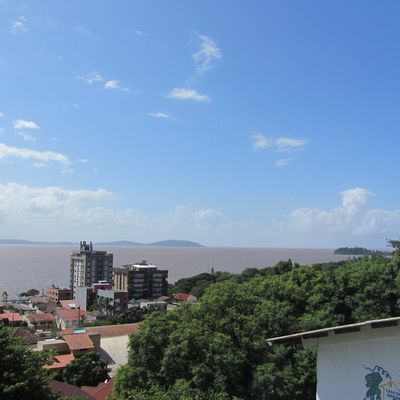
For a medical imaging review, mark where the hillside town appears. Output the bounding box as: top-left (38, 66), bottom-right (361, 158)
top-left (0, 241), bottom-right (197, 399)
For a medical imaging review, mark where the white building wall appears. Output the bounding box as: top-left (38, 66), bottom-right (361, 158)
top-left (312, 325), bottom-right (400, 400)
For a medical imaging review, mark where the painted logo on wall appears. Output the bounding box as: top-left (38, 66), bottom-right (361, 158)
top-left (364, 365), bottom-right (400, 400)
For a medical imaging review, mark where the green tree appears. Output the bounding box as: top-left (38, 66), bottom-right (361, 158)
top-left (26, 288), bottom-right (40, 297)
top-left (61, 351), bottom-right (110, 387)
top-left (0, 327), bottom-right (55, 400)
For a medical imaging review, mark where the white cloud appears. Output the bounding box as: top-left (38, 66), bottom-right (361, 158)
top-left (14, 119), bottom-right (40, 130)
top-left (0, 184), bottom-right (228, 243)
top-left (166, 88), bottom-right (211, 102)
top-left (250, 133), bottom-right (308, 166)
top-left (275, 137), bottom-right (307, 152)
top-left (0, 183), bottom-right (112, 219)
top-left (74, 26), bottom-right (95, 38)
top-left (188, 35), bottom-right (221, 84)
top-left (104, 80), bottom-right (130, 92)
top-left (194, 208), bottom-right (225, 229)
top-left (149, 112), bottom-right (173, 120)
top-left (76, 72), bottom-right (103, 85)
top-left (0, 112), bottom-right (4, 118)
top-left (62, 103), bottom-right (79, 109)
top-left (133, 30), bottom-right (146, 36)
top-left (278, 187), bottom-right (395, 236)
top-left (251, 133), bottom-right (271, 151)
top-left (78, 159), bottom-right (88, 164)
top-left (11, 16), bottom-right (27, 34)
top-left (17, 131), bottom-right (36, 143)
top-left (0, 143), bottom-right (71, 167)
top-left (275, 158), bottom-right (292, 167)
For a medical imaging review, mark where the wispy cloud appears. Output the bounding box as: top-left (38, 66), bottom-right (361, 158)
top-left (11, 16), bottom-right (27, 34)
top-left (74, 26), bottom-right (95, 38)
top-left (188, 35), bottom-right (221, 85)
top-left (275, 137), bottom-right (307, 152)
top-left (13, 119), bottom-right (40, 130)
top-left (250, 133), bottom-right (308, 166)
top-left (149, 112), bottom-right (174, 120)
top-left (76, 72), bottom-right (103, 85)
top-left (166, 88), bottom-right (211, 102)
top-left (167, 34), bottom-right (220, 103)
top-left (251, 133), bottom-right (272, 151)
top-left (276, 158), bottom-right (292, 167)
top-left (133, 30), bottom-right (146, 37)
top-left (0, 112), bottom-right (4, 118)
top-left (0, 143), bottom-right (71, 167)
top-left (104, 80), bottom-right (130, 92)
top-left (62, 103), bottom-right (79, 109)
top-left (17, 132), bottom-right (37, 143)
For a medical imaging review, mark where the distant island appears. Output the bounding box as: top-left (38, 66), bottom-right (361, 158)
top-left (334, 246), bottom-right (385, 255)
top-left (0, 239), bottom-right (205, 248)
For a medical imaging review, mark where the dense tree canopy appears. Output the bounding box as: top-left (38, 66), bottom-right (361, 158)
top-left (114, 250), bottom-right (400, 400)
top-left (0, 327), bottom-right (56, 400)
top-left (61, 351), bottom-right (110, 387)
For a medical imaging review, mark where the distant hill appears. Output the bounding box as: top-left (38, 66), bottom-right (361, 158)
top-left (334, 246), bottom-right (385, 255)
top-left (0, 239), bottom-right (75, 245)
top-left (0, 239), bottom-right (205, 248)
top-left (146, 240), bottom-right (205, 248)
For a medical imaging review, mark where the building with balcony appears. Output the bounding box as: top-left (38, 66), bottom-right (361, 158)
top-left (45, 286), bottom-right (73, 303)
top-left (113, 260), bottom-right (168, 300)
top-left (69, 241), bottom-right (113, 296)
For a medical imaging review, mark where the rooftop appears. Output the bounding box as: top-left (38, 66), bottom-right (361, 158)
top-left (267, 316), bottom-right (400, 345)
top-left (62, 323), bottom-right (140, 338)
top-left (0, 311), bottom-right (22, 322)
top-left (26, 313), bottom-right (55, 323)
top-left (63, 333), bottom-right (95, 351)
top-left (56, 308), bottom-right (89, 321)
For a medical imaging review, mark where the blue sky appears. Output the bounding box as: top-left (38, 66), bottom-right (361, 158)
top-left (0, 0), bottom-right (399, 247)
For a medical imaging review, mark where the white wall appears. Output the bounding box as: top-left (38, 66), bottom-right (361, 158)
top-left (311, 325), bottom-right (400, 400)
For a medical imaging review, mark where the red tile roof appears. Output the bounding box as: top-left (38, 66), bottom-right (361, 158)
top-left (173, 293), bottom-right (191, 301)
top-left (44, 354), bottom-right (75, 370)
top-left (11, 327), bottom-right (40, 344)
top-left (49, 380), bottom-right (91, 398)
top-left (57, 308), bottom-right (88, 322)
top-left (27, 313), bottom-right (55, 323)
top-left (82, 377), bottom-right (115, 400)
top-left (49, 378), bottom-right (115, 400)
top-left (59, 299), bottom-right (77, 309)
top-left (0, 311), bottom-right (22, 322)
top-left (62, 323), bottom-right (140, 338)
top-left (63, 333), bottom-right (95, 351)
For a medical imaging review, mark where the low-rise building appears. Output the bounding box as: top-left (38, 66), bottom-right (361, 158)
top-left (25, 312), bottom-right (55, 330)
top-left (55, 308), bottom-right (90, 330)
top-left (45, 286), bottom-right (73, 303)
top-left (97, 289), bottom-right (128, 315)
top-left (113, 260), bottom-right (168, 300)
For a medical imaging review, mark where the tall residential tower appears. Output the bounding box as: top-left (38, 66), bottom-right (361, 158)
top-left (69, 241), bottom-right (113, 295)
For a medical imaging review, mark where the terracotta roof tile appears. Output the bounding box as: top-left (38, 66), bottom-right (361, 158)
top-left (49, 380), bottom-right (91, 398)
top-left (62, 323), bottom-right (140, 338)
top-left (0, 311), bottom-right (22, 322)
top-left (57, 308), bottom-right (88, 321)
top-left (27, 313), bottom-right (55, 322)
top-left (63, 333), bottom-right (95, 351)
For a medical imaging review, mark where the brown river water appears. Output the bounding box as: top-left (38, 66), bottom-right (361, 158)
top-left (0, 245), bottom-right (350, 297)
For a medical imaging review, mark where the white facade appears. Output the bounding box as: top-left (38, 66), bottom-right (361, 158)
top-left (269, 317), bottom-right (400, 400)
top-left (310, 325), bottom-right (400, 400)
